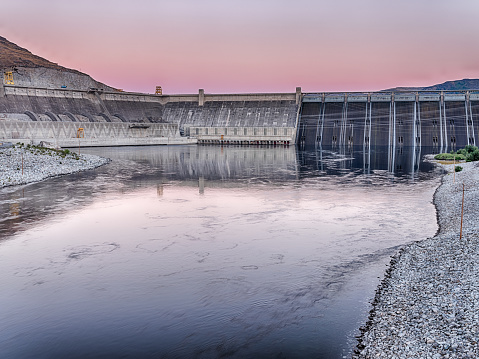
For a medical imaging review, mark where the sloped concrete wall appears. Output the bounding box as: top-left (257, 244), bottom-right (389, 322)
top-left (164, 100), bottom-right (298, 131)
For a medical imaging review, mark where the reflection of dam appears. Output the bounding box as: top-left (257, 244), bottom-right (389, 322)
top-left (297, 146), bottom-right (437, 179)
top-left (0, 145), bottom-right (438, 239)
top-left (297, 91), bottom-right (479, 151)
top-left (90, 145), bottom-right (300, 181)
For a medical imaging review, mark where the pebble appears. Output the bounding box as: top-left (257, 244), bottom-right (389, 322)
top-left (0, 145), bottom-right (109, 188)
top-left (354, 156), bottom-right (479, 358)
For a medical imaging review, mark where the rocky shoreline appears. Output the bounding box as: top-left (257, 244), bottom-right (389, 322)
top-left (354, 157), bottom-right (479, 358)
top-left (0, 144), bottom-right (109, 188)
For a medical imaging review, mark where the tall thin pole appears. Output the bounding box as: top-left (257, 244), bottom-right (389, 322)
top-left (460, 183), bottom-right (465, 240)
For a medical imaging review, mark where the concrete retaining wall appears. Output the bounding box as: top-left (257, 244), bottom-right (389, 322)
top-left (0, 120), bottom-right (194, 147)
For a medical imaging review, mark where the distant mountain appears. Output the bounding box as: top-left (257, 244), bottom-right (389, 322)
top-left (423, 79), bottom-right (479, 91)
top-left (385, 79), bottom-right (479, 92)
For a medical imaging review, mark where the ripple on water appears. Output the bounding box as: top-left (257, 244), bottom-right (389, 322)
top-left (66, 242), bottom-right (120, 260)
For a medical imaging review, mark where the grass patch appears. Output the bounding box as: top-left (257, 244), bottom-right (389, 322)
top-left (13, 143), bottom-right (80, 160)
top-left (434, 145), bottom-right (479, 162)
top-left (434, 153), bottom-right (466, 161)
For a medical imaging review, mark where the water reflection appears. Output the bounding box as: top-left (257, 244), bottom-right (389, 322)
top-left (0, 145), bottom-right (440, 240)
top-left (297, 145), bottom-right (436, 179)
top-left (0, 145), bottom-right (444, 358)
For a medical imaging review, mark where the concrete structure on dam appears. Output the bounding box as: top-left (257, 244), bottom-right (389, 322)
top-left (297, 91), bottom-right (479, 153)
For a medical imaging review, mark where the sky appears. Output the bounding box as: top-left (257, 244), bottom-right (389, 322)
top-left (1, 0), bottom-right (479, 94)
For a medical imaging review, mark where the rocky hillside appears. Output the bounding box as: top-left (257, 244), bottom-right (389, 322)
top-left (0, 36), bottom-right (115, 91)
top-left (0, 36), bottom-right (80, 74)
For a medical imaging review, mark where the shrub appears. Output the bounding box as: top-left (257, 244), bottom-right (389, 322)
top-left (455, 166), bottom-right (463, 172)
top-left (466, 148), bottom-right (479, 162)
top-left (435, 145), bottom-right (479, 162)
top-left (464, 145), bottom-right (477, 153)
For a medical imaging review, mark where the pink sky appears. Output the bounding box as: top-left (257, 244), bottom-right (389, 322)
top-left (2, 0), bottom-right (479, 94)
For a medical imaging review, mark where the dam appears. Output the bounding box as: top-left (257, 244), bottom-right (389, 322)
top-left (1, 75), bottom-right (478, 151)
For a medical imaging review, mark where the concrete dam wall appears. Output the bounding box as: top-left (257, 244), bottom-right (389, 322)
top-left (0, 83), bottom-right (300, 146)
top-left (2, 78), bottom-right (479, 151)
top-left (297, 92), bottom-right (479, 152)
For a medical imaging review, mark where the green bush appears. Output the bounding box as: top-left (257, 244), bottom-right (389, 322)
top-left (435, 145), bottom-right (479, 162)
top-left (455, 166), bottom-right (463, 172)
top-left (466, 149), bottom-right (479, 162)
top-left (458, 145), bottom-right (478, 155)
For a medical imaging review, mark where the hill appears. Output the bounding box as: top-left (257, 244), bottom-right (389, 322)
top-left (384, 79), bottom-right (479, 92)
top-left (0, 36), bottom-right (115, 91)
top-left (0, 36), bottom-right (81, 74)
top-left (423, 79), bottom-right (479, 91)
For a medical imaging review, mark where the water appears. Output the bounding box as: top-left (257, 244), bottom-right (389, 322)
top-left (0, 145), bottom-right (443, 358)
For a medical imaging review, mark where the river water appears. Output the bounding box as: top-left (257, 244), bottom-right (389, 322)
top-left (0, 145), bottom-right (442, 358)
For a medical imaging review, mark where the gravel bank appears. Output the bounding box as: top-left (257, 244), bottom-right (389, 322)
top-left (0, 144), bottom-right (109, 188)
top-left (355, 158), bottom-right (479, 358)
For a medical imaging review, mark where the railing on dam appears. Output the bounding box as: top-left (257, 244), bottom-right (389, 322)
top-left (302, 90), bottom-right (479, 103)
top-left (298, 90), bottom-right (479, 152)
